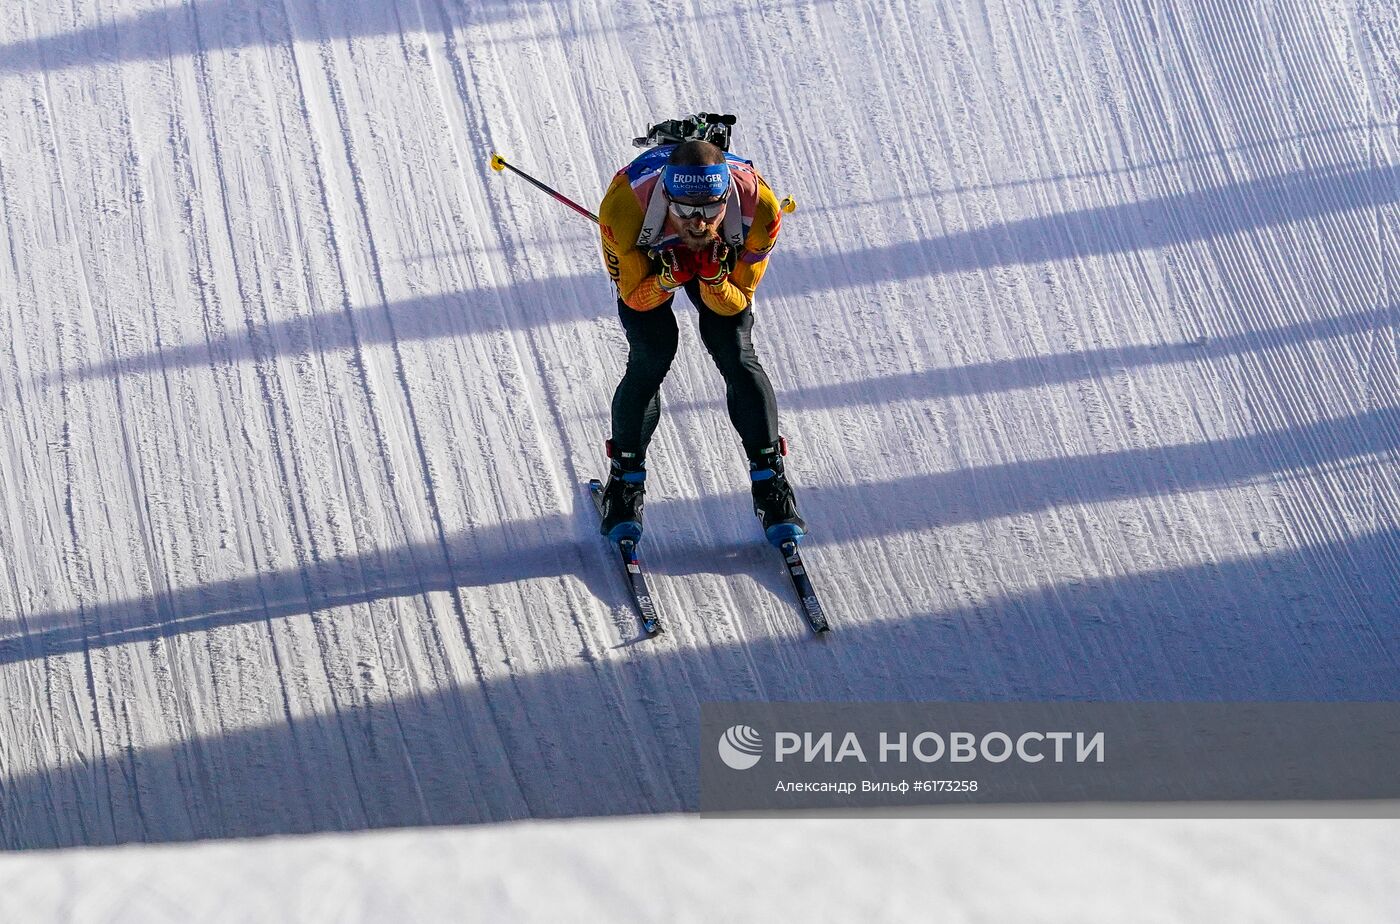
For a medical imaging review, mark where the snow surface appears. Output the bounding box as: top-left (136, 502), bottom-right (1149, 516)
top-left (0, 0), bottom-right (1397, 914)
top-left (3, 816), bottom-right (1400, 923)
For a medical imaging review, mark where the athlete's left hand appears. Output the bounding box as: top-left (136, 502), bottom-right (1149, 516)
top-left (694, 243), bottom-right (732, 284)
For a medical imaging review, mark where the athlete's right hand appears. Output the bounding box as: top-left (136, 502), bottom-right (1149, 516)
top-left (657, 249), bottom-right (695, 291)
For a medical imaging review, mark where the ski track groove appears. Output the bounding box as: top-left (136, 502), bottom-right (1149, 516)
top-left (408, 0), bottom-right (616, 816)
top-left (301, 5), bottom-right (455, 828)
top-left (424, 0), bottom-right (703, 808)
top-left (166, 40), bottom-right (322, 839)
top-left (30, 38), bottom-right (133, 845)
top-left (261, 0), bottom-right (530, 822)
top-left (192, 1), bottom-right (379, 832)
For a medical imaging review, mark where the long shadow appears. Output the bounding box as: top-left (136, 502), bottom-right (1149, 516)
top-left (2, 525), bottom-right (1396, 849)
top-left (800, 406), bottom-right (1400, 536)
top-left (0, 0), bottom-right (822, 75)
top-left (0, 0), bottom-right (518, 74)
top-left (789, 124), bottom-right (1384, 208)
top-left (0, 510), bottom-right (608, 666)
top-left (7, 404), bottom-right (1396, 668)
top-left (764, 161), bottom-right (1396, 300)
top-left (55, 161), bottom-right (1398, 387)
top-left (639, 304), bottom-right (1398, 417)
top-left (55, 272), bottom-right (612, 385)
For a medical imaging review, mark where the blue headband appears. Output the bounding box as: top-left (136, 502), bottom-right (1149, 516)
top-left (661, 162), bottom-right (731, 200)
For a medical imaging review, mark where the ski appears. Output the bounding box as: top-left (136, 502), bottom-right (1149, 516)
top-left (589, 479), bottom-right (663, 636)
top-left (774, 538), bottom-right (830, 633)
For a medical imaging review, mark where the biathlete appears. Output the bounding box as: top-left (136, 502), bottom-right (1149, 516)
top-left (595, 138), bottom-right (805, 547)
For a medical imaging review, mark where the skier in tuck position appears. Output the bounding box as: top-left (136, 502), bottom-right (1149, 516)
top-left (594, 123), bottom-right (805, 547)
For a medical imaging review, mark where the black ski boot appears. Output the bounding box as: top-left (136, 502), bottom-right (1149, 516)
top-left (749, 440), bottom-right (806, 546)
top-left (599, 454), bottom-right (646, 542)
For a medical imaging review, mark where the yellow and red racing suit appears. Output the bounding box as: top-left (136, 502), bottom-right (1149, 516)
top-left (598, 147), bottom-right (783, 316)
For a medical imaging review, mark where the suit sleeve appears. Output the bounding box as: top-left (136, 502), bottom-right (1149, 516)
top-left (599, 174), bottom-right (674, 311)
top-left (697, 177), bottom-right (783, 316)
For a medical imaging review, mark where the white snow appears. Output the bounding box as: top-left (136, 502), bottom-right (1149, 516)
top-left (0, 0), bottom-right (1396, 916)
top-left (4, 816), bottom-right (1400, 923)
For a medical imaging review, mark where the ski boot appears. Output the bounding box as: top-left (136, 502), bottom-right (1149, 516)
top-left (599, 451), bottom-right (646, 542)
top-left (749, 439), bottom-right (806, 547)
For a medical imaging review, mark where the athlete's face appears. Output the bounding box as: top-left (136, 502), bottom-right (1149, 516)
top-left (666, 197), bottom-right (726, 250)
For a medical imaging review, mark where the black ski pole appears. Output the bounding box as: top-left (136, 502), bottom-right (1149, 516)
top-left (489, 152), bottom-right (599, 224)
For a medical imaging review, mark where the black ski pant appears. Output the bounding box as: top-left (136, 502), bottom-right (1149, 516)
top-left (609, 283), bottom-right (779, 461)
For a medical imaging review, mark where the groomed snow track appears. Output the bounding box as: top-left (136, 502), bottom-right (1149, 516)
top-left (0, 0), bottom-right (1397, 849)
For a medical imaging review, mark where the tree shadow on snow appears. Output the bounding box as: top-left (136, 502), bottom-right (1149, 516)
top-left (53, 161), bottom-right (1398, 391)
top-left (7, 403), bottom-right (1397, 669)
top-left (0, 0), bottom-right (824, 75)
top-left (1, 524), bottom-right (1396, 850)
top-left (663, 303), bottom-right (1398, 418)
